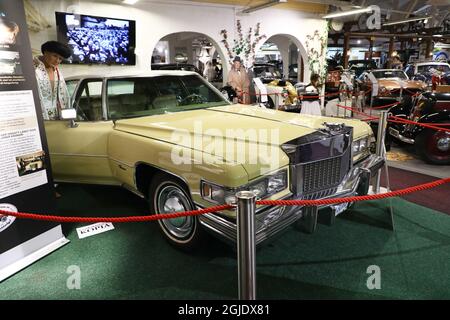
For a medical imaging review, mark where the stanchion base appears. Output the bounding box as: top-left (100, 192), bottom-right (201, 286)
top-left (317, 207), bottom-right (336, 226)
top-left (295, 206), bottom-right (318, 234)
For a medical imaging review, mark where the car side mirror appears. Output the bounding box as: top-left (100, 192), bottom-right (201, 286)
top-left (60, 108), bottom-right (78, 128)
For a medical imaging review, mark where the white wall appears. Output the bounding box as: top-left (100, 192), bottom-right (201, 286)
top-left (27, 0), bottom-right (327, 82)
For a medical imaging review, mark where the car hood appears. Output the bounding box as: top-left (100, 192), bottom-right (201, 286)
top-left (114, 104), bottom-right (372, 179)
top-left (378, 78), bottom-right (426, 90)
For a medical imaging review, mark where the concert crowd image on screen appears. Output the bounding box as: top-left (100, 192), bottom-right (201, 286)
top-left (55, 12), bottom-right (136, 65)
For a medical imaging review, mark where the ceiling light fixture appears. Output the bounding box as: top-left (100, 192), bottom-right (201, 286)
top-left (242, 0), bottom-right (287, 14)
top-left (383, 16), bottom-right (430, 26)
top-left (322, 7), bottom-right (372, 19)
top-left (122, 0), bottom-right (139, 5)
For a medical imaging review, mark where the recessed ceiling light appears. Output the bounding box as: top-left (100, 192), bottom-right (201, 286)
top-left (123, 0), bottom-right (139, 5)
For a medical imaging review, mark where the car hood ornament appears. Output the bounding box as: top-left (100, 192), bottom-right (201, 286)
top-left (321, 122), bottom-right (346, 135)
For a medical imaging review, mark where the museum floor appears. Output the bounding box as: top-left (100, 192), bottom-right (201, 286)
top-left (1, 167), bottom-right (450, 299)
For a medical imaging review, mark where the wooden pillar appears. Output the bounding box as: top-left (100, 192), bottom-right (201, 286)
top-left (343, 33), bottom-right (350, 68)
top-left (387, 37), bottom-right (394, 69)
top-left (368, 37), bottom-right (374, 60)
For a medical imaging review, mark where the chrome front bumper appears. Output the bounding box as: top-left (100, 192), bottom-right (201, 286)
top-left (198, 154), bottom-right (384, 245)
top-left (388, 127), bottom-right (415, 144)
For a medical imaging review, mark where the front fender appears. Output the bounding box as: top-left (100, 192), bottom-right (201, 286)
top-left (411, 111), bottom-right (450, 136)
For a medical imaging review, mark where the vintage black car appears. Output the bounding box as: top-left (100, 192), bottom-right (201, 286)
top-left (388, 90), bottom-right (450, 165)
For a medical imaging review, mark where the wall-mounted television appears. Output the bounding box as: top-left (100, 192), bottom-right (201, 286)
top-left (55, 12), bottom-right (136, 65)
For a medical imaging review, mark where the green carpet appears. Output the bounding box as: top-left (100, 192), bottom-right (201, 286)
top-left (1, 183), bottom-right (449, 299)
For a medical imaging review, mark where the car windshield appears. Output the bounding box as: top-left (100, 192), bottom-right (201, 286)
top-left (372, 70), bottom-right (408, 80)
top-left (417, 64), bottom-right (450, 74)
top-left (106, 75), bottom-right (229, 119)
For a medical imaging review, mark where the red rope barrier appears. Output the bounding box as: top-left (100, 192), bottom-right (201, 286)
top-left (257, 177), bottom-right (450, 207)
top-left (389, 115), bottom-right (450, 133)
top-left (370, 101), bottom-right (400, 110)
top-left (0, 178), bottom-right (449, 223)
top-left (0, 204), bottom-right (233, 223)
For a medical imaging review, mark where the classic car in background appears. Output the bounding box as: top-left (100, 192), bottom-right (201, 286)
top-left (388, 88), bottom-right (450, 165)
top-left (348, 59), bottom-right (378, 77)
top-left (405, 61), bottom-right (450, 84)
top-left (45, 71), bottom-right (383, 250)
top-left (357, 69), bottom-right (427, 107)
top-left (251, 63), bottom-right (300, 110)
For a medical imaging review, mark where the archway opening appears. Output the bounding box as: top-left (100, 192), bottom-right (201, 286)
top-left (255, 34), bottom-right (307, 84)
top-left (151, 32), bottom-right (225, 88)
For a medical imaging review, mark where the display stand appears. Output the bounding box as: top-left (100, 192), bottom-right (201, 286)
top-left (0, 0), bottom-right (69, 282)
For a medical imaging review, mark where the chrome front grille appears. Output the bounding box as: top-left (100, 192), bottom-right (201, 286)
top-left (303, 187), bottom-right (338, 200)
top-left (303, 156), bottom-right (342, 194)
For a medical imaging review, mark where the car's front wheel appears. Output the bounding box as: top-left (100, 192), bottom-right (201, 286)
top-left (148, 173), bottom-right (203, 250)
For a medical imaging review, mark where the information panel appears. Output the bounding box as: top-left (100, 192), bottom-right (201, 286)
top-left (0, 0), bottom-right (68, 282)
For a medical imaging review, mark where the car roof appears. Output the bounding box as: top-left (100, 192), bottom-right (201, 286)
top-left (414, 61), bottom-right (450, 66)
top-left (65, 70), bottom-right (199, 81)
top-left (371, 69), bottom-right (405, 72)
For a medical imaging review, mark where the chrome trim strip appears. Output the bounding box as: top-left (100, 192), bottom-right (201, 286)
top-left (52, 152), bottom-right (108, 158)
top-left (109, 157), bottom-right (134, 167)
top-left (133, 161), bottom-right (193, 197)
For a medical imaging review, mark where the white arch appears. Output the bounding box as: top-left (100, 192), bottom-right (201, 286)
top-left (255, 33), bottom-right (309, 83)
top-left (150, 31), bottom-right (229, 85)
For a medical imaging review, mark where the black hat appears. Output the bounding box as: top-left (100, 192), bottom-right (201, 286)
top-left (41, 41), bottom-right (72, 59)
top-left (233, 56), bottom-right (242, 62)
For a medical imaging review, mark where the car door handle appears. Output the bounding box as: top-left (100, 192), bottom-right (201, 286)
top-left (118, 164), bottom-right (127, 171)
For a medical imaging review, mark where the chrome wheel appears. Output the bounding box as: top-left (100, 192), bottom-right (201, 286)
top-left (155, 185), bottom-right (195, 241)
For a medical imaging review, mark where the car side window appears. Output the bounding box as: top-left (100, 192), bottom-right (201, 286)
top-left (73, 79), bottom-right (103, 121)
top-left (107, 78), bottom-right (159, 119)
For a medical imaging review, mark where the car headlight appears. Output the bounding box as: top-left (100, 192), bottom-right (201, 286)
top-left (352, 136), bottom-right (370, 162)
top-left (201, 169), bottom-right (288, 204)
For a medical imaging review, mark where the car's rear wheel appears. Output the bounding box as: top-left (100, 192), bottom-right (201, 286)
top-left (148, 173), bottom-right (203, 250)
top-left (416, 129), bottom-right (450, 165)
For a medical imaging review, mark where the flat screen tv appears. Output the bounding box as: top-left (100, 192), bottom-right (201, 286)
top-left (55, 12), bottom-right (136, 65)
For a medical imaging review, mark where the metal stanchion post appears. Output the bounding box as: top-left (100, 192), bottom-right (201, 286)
top-left (236, 190), bottom-right (257, 300)
top-left (373, 110), bottom-right (388, 194)
top-left (343, 97), bottom-right (347, 118)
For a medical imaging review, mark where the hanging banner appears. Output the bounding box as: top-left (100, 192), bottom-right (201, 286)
top-left (0, 0), bottom-right (69, 282)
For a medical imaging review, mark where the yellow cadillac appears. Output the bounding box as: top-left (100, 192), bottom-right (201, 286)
top-left (46, 71), bottom-right (383, 249)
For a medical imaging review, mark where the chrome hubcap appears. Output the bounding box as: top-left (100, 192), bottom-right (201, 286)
top-left (437, 136), bottom-right (450, 152)
top-left (157, 185), bottom-right (193, 239)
